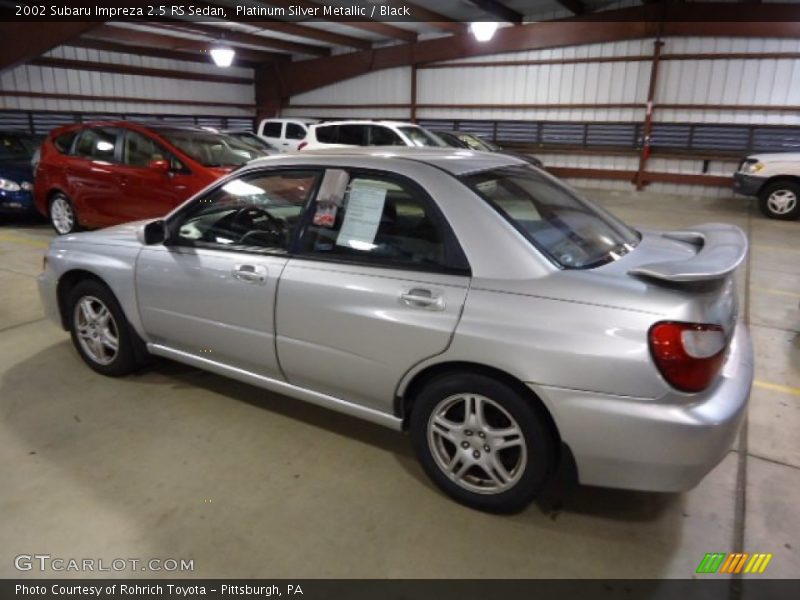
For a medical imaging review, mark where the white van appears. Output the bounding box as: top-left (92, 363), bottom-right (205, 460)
top-left (256, 118), bottom-right (318, 152)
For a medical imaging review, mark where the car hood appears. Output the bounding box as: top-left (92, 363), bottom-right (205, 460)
top-left (56, 219), bottom-right (150, 247)
top-left (206, 166), bottom-right (235, 178)
top-left (0, 159), bottom-right (34, 182)
top-left (745, 152), bottom-right (800, 162)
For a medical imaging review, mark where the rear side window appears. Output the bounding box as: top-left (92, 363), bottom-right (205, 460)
top-left (53, 131), bottom-right (78, 154)
top-left (369, 126), bottom-right (404, 146)
top-left (300, 171), bottom-right (457, 270)
top-left (338, 125), bottom-right (367, 146)
top-left (285, 123), bottom-right (306, 140)
top-left (74, 127), bottom-right (119, 161)
top-left (315, 125), bottom-right (337, 144)
top-left (262, 122), bottom-right (282, 138)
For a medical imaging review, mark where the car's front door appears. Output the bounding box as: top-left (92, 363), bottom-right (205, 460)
top-left (135, 168), bottom-right (322, 378)
top-left (116, 129), bottom-right (195, 221)
top-left (275, 169), bottom-right (471, 413)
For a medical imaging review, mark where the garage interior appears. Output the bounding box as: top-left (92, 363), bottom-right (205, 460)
top-left (1, 0), bottom-right (799, 580)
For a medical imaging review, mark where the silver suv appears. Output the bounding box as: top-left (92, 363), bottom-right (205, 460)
top-left (734, 152), bottom-right (800, 220)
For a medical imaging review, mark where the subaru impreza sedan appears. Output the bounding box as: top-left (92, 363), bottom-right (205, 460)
top-left (38, 148), bottom-right (753, 513)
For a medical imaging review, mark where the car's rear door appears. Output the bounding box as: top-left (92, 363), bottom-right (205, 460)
top-left (135, 168), bottom-right (322, 379)
top-left (275, 169), bottom-right (471, 414)
top-left (67, 126), bottom-right (123, 227)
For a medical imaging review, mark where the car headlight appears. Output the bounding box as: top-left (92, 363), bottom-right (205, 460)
top-left (741, 160), bottom-right (764, 174)
top-left (21, 181), bottom-right (33, 191)
top-left (0, 177), bottom-right (21, 192)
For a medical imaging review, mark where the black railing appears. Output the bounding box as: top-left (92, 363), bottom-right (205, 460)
top-left (0, 110), bottom-right (255, 135)
top-left (417, 118), bottom-right (800, 156)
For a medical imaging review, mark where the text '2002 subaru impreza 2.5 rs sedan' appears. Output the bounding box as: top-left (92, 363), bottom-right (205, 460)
top-left (38, 148), bottom-right (753, 513)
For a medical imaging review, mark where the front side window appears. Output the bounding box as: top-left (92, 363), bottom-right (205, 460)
top-left (457, 133), bottom-right (497, 152)
top-left (398, 126), bottom-right (446, 148)
top-left (74, 127), bottom-right (120, 161)
top-left (122, 130), bottom-right (170, 168)
top-left (300, 172), bottom-right (452, 270)
top-left (53, 131), bottom-right (78, 154)
top-left (285, 123), bottom-right (307, 140)
top-left (173, 170), bottom-right (320, 252)
top-left (462, 166), bottom-right (640, 269)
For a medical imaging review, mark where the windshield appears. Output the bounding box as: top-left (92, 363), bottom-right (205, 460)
top-left (0, 133), bottom-right (38, 160)
top-left (462, 166), bottom-right (640, 269)
top-left (159, 131), bottom-right (268, 167)
top-left (398, 127), bottom-right (447, 148)
top-left (230, 132), bottom-right (276, 152)
top-left (458, 133), bottom-right (499, 152)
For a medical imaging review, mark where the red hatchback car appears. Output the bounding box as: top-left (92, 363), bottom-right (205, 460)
top-left (35, 121), bottom-right (268, 234)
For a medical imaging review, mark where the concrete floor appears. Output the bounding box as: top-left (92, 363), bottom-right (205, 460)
top-left (0, 190), bottom-right (798, 580)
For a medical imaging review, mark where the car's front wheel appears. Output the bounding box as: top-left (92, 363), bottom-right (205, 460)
top-left (66, 280), bottom-right (147, 376)
top-left (49, 192), bottom-right (79, 235)
top-left (758, 180), bottom-right (800, 220)
top-left (410, 373), bottom-right (556, 513)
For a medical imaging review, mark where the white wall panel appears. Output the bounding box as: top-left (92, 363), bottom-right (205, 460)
top-left (0, 45), bottom-right (255, 117)
top-left (289, 67), bottom-right (411, 106)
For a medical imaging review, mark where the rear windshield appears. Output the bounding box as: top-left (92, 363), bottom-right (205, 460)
top-left (0, 133), bottom-right (38, 160)
top-left (159, 131), bottom-right (267, 167)
top-left (398, 127), bottom-right (446, 148)
top-left (462, 166), bottom-right (640, 269)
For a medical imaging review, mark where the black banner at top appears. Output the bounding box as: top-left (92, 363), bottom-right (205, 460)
top-left (2, 0), bottom-right (800, 23)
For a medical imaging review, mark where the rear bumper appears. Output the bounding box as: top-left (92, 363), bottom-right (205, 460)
top-left (733, 172), bottom-right (765, 197)
top-left (531, 323), bottom-right (753, 492)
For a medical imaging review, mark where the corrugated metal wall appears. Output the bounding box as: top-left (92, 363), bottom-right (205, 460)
top-left (284, 36), bottom-right (800, 197)
top-left (0, 45), bottom-right (255, 117)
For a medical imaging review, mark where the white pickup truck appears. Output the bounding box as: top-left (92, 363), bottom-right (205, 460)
top-left (734, 153), bottom-right (800, 220)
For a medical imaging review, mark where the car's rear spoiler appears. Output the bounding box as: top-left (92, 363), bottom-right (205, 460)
top-left (628, 223), bottom-right (748, 283)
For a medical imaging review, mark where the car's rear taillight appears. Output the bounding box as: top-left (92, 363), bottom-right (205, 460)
top-left (297, 141), bottom-right (308, 151)
top-left (649, 321), bottom-right (728, 393)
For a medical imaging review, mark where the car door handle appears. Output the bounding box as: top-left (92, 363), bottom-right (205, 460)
top-left (399, 288), bottom-right (445, 311)
top-left (232, 264), bottom-right (267, 284)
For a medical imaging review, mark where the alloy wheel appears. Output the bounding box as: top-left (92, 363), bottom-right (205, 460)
top-left (50, 196), bottom-right (75, 235)
top-left (427, 393), bottom-right (528, 495)
top-left (767, 189), bottom-right (797, 216)
top-left (73, 296), bottom-right (119, 366)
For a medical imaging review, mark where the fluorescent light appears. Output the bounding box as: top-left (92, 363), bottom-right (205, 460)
top-left (210, 46), bottom-right (235, 68)
top-left (469, 22), bottom-right (498, 42)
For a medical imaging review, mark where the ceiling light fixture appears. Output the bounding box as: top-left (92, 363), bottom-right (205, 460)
top-left (210, 46), bottom-right (235, 68)
top-left (469, 22), bottom-right (498, 42)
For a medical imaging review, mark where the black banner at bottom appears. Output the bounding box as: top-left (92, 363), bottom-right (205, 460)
top-left (3, 580), bottom-right (800, 600)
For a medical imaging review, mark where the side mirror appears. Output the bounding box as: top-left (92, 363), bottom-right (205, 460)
top-left (137, 220), bottom-right (167, 245)
top-left (149, 159), bottom-right (170, 173)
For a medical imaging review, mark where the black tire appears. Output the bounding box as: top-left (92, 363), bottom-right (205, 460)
top-left (410, 373), bottom-right (556, 514)
top-left (758, 180), bottom-right (800, 221)
top-left (48, 192), bottom-right (80, 235)
top-left (66, 279), bottom-right (148, 376)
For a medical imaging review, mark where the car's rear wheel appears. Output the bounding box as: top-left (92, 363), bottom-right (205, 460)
top-left (410, 373), bottom-right (556, 513)
top-left (758, 180), bottom-right (800, 220)
top-left (49, 193), bottom-right (79, 235)
top-left (66, 280), bottom-right (147, 376)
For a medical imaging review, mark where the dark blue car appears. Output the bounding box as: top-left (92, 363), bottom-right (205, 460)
top-left (0, 131), bottom-right (41, 219)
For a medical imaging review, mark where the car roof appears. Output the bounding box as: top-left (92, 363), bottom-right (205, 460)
top-left (312, 120), bottom-right (423, 128)
top-left (264, 118), bottom-right (317, 124)
top-left (63, 121), bottom-right (216, 134)
top-left (246, 147), bottom-right (524, 176)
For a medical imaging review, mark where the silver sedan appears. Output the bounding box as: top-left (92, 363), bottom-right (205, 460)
top-left (38, 148), bottom-right (753, 513)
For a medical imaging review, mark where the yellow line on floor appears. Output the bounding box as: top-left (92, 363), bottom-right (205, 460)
top-left (0, 233), bottom-right (49, 249)
top-left (750, 287), bottom-right (800, 299)
top-left (754, 380), bottom-right (800, 397)
top-left (752, 244), bottom-right (800, 254)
